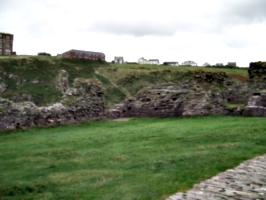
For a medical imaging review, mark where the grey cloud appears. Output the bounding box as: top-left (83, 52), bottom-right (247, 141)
top-left (219, 0), bottom-right (266, 26)
top-left (231, 0), bottom-right (266, 21)
top-left (0, 1), bottom-right (13, 12)
top-left (89, 20), bottom-right (177, 37)
top-left (223, 37), bottom-right (249, 49)
top-left (89, 19), bottom-right (203, 37)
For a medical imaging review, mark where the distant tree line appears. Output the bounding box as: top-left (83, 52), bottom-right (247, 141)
top-left (38, 52), bottom-right (51, 56)
top-left (207, 65), bottom-right (239, 69)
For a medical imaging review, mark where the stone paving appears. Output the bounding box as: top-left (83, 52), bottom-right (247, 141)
top-left (167, 154), bottom-right (266, 200)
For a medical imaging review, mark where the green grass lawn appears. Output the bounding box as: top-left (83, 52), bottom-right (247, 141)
top-left (0, 116), bottom-right (266, 200)
top-left (110, 63), bottom-right (248, 76)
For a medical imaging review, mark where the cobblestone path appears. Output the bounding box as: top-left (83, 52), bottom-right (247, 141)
top-left (167, 154), bottom-right (266, 200)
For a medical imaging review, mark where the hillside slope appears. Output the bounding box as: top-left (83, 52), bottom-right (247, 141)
top-left (0, 56), bottom-right (248, 108)
top-left (0, 56), bottom-right (116, 106)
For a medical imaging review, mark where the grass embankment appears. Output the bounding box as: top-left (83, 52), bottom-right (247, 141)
top-left (97, 67), bottom-right (193, 106)
top-left (0, 116), bottom-right (265, 200)
top-left (110, 63), bottom-right (248, 76)
top-left (0, 56), bottom-right (113, 106)
top-left (0, 56), bottom-right (248, 108)
top-left (98, 64), bottom-right (248, 107)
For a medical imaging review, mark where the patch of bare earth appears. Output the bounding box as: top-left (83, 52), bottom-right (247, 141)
top-left (112, 118), bottom-right (132, 122)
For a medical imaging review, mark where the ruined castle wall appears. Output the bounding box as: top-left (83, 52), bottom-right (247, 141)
top-left (245, 61), bottom-right (266, 116)
top-left (0, 78), bottom-right (106, 131)
top-left (108, 70), bottom-right (262, 118)
top-left (248, 61), bottom-right (266, 86)
top-left (109, 72), bottom-right (234, 118)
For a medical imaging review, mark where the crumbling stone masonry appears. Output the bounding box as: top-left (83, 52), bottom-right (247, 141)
top-left (108, 62), bottom-right (266, 119)
top-left (0, 78), bottom-right (106, 131)
top-left (108, 71), bottom-right (244, 118)
top-left (245, 61), bottom-right (266, 116)
top-left (167, 154), bottom-right (266, 200)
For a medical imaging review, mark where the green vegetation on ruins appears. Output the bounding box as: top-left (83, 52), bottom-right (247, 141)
top-left (0, 116), bottom-right (266, 200)
top-left (0, 56), bottom-right (248, 107)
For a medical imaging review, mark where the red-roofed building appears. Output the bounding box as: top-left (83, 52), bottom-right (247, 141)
top-left (60, 49), bottom-right (105, 60)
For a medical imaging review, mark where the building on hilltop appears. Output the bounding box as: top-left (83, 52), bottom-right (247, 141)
top-left (61, 49), bottom-right (105, 60)
top-left (202, 62), bottom-right (211, 67)
top-left (182, 60), bottom-right (197, 66)
top-left (164, 61), bottom-right (179, 66)
top-left (114, 56), bottom-right (124, 64)
top-left (137, 57), bottom-right (160, 65)
top-left (0, 32), bottom-right (16, 55)
top-left (138, 57), bottom-right (149, 64)
top-left (227, 62), bottom-right (237, 67)
top-left (149, 59), bottom-right (159, 65)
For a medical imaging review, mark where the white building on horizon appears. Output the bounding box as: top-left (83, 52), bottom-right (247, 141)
top-left (138, 57), bottom-right (160, 65)
top-left (182, 60), bottom-right (197, 66)
top-left (149, 59), bottom-right (159, 65)
top-left (114, 56), bottom-right (124, 64)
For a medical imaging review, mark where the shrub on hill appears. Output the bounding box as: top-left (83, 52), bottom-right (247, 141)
top-left (37, 52), bottom-right (51, 56)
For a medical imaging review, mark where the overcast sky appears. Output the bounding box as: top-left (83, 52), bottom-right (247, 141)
top-left (1, 0), bottom-right (266, 67)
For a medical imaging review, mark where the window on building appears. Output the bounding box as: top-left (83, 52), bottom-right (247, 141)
top-left (5, 49), bottom-right (11, 55)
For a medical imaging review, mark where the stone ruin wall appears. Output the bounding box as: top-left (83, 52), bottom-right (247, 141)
top-left (248, 61), bottom-right (266, 87)
top-left (109, 63), bottom-right (266, 119)
top-left (0, 77), bottom-right (106, 131)
top-left (108, 71), bottom-right (246, 118)
top-left (1, 62), bottom-right (266, 131)
top-left (245, 62), bottom-right (266, 116)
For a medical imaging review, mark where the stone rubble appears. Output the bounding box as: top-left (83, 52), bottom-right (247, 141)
top-left (108, 62), bottom-right (266, 118)
top-left (0, 78), bottom-right (106, 131)
top-left (2, 62), bottom-right (266, 130)
top-left (244, 62), bottom-right (266, 117)
top-left (167, 154), bottom-right (266, 200)
top-left (109, 71), bottom-right (245, 118)
top-left (0, 83), bottom-right (7, 93)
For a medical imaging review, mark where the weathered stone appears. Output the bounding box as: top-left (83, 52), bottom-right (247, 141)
top-left (0, 83), bottom-right (7, 93)
top-left (193, 70), bottom-right (228, 84)
top-left (245, 62), bottom-right (266, 116)
top-left (31, 80), bottom-right (39, 84)
top-left (167, 154), bottom-right (266, 200)
top-left (0, 78), bottom-right (106, 131)
top-left (111, 73), bottom-right (233, 118)
top-left (8, 74), bottom-right (19, 79)
top-left (107, 64), bottom-right (266, 118)
top-left (248, 61), bottom-right (266, 85)
top-left (55, 69), bottom-right (69, 93)
top-left (3, 62), bottom-right (266, 131)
